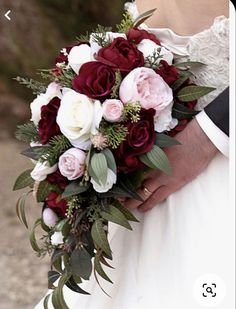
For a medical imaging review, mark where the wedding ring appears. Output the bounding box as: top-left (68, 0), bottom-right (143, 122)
top-left (142, 186), bottom-right (152, 196)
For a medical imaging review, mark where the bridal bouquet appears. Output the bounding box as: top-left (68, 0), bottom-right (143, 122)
top-left (13, 9), bottom-right (214, 308)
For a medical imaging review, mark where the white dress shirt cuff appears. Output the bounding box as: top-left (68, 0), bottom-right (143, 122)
top-left (195, 110), bottom-right (229, 157)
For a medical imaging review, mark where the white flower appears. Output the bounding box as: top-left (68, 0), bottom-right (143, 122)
top-left (155, 106), bottom-right (178, 132)
top-left (57, 90), bottom-right (103, 150)
top-left (137, 39), bottom-right (174, 65)
top-left (68, 44), bottom-right (92, 74)
top-left (43, 208), bottom-right (58, 228)
top-left (91, 169), bottom-right (117, 193)
top-left (30, 82), bottom-right (62, 125)
top-left (89, 32), bottom-right (127, 58)
top-left (51, 231), bottom-right (64, 245)
top-left (31, 161), bottom-right (57, 182)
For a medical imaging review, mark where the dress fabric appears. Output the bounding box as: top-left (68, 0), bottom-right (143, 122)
top-left (35, 2), bottom-right (230, 309)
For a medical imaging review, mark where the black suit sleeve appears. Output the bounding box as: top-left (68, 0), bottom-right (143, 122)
top-left (204, 87), bottom-right (229, 136)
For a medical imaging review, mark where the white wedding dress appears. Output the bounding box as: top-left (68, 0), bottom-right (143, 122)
top-left (36, 2), bottom-right (231, 309)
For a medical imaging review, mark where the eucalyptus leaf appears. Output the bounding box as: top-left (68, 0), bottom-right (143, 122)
top-left (65, 276), bottom-right (90, 295)
top-left (53, 274), bottom-right (71, 309)
top-left (133, 8), bottom-right (157, 28)
top-left (112, 202), bottom-right (139, 222)
top-left (177, 85), bottom-right (215, 102)
top-left (36, 181), bottom-right (53, 203)
top-left (118, 177), bottom-right (143, 202)
top-left (172, 103), bottom-right (199, 119)
top-left (174, 61), bottom-right (206, 70)
top-left (43, 294), bottom-right (51, 309)
top-left (102, 149), bottom-right (117, 174)
top-left (48, 271), bottom-right (60, 288)
top-left (13, 169), bottom-right (34, 191)
top-left (94, 255), bottom-right (113, 284)
top-left (16, 191), bottom-right (32, 229)
top-left (171, 71), bottom-right (192, 91)
top-left (62, 181), bottom-right (90, 198)
top-left (91, 220), bottom-right (112, 258)
top-left (21, 146), bottom-right (45, 160)
top-left (70, 248), bottom-right (92, 280)
top-left (91, 153), bottom-right (108, 185)
top-left (155, 133), bottom-right (181, 148)
top-left (30, 218), bottom-right (41, 253)
top-left (101, 205), bottom-right (132, 230)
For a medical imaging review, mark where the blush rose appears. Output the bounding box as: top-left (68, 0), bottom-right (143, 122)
top-left (102, 99), bottom-right (124, 122)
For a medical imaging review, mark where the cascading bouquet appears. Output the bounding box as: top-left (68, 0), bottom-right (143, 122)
top-left (13, 8), bottom-right (215, 308)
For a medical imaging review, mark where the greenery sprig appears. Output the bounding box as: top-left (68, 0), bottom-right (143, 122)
top-left (116, 11), bottom-right (134, 33)
top-left (91, 25), bottom-right (113, 47)
top-left (14, 76), bottom-right (46, 95)
top-left (123, 102), bottom-right (141, 122)
top-left (144, 49), bottom-right (162, 69)
top-left (100, 122), bottom-right (128, 149)
top-left (15, 122), bottom-right (40, 143)
top-left (110, 71), bottom-right (122, 99)
top-left (39, 65), bottom-right (75, 88)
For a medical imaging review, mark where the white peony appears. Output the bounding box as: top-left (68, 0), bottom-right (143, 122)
top-left (137, 39), bottom-right (174, 65)
top-left (89, 32), bottom-right (127, 59)
top-left (30, 82), bottom-right (62, 125)
top-left (91, 169), bottom-right (117, 193)
top-left (154, 106), bottom-right (178, 132)
top-left (31, 161), bottom-right (57, 182)
top-left (68, 44), bottom-right (92, 74)
top-left (51, 231), bottom-right (64, 245)
top-left (56, 90), bottom-right (103, 150)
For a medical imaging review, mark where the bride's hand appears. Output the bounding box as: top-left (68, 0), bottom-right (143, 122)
top-left (124, 118), bottom-right (218, 212)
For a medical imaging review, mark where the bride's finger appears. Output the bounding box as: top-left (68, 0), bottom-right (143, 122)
top-left (138, 185), bottom-right (170, 212)
top-left (124, 186), bottom-right (153, 209)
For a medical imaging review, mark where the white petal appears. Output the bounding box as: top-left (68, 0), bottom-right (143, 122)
top-left (91, 169), bottom-right (117, 193)
top-left (68, 45), bottom-right (92, 74)
top-left (51, 231), bottom-right (64, 245)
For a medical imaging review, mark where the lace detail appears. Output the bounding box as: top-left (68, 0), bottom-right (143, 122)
top-left (125, 2), bottom-right (229, 110)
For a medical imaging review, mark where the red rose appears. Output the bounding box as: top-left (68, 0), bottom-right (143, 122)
top-left (127, 28), bottom-right (161, 45)
top-left (97, 37), bottom-right (144, 74)
top-left (72, 61), bottom-right (116, 100)
top-left (47, 192), bottom-right (68, 217)
top-left (47, 170), bottom-right (69, 190)
top-left (38, 97), bottom-right (61, 144)
top-left (156, 60), bottom-right (180, 85)
top-left (114, 108), bottom-right (156, 172)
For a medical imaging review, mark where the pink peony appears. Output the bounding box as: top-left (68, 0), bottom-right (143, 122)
top-left (119, 67), bottom-right (173, 115)
top-left (58, 148), bottom-right (86, 181)
top-left (102, 99), bottom-right (124, 122)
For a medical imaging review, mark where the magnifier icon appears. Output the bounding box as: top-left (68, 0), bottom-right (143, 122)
top-left (206, 286), bottom-right (213, 294)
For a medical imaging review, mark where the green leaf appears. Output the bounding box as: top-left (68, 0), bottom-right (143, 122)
top-left (65, 276), bottom-right (90, 295)
top-left (140, 145), bottom-right (172, 175)
top-left (171, 71), bottom-right (192, 91)
top-left (118, 177), bottom-right (143, 202)
top-left (36, 181), bottom-right (52, 203)
top-left (113, 202), bottom-right (139, 222)
top-left (91, 153), bottom-right (108, 186)
top-left (21, 146), bottom-right (45, 160)
top-left (43, 294), bottom-right (51, 309)
top-left (16, 191), bottom-right (32, 229)
top-left (177, 85), bottom-right (215, 102)
top-left (62, 181), bottom-right (90, 198)
top-left (133, 8), bottom-right (157, 28)
top-left (52, 274), bottom-right (71, 309)
top-left (155, 133), bottom-right (181, 148)
top-left (102, 149), bottom-right (117, 174)
top-left (48, 271), bottom-right (60, 288)
top-left (70, 248), bottom-right (92, 280)
top-left (174, 61), bottom-right (206, 70)
top-left (91, 220), bottom-right (112, 258)
top-left (29, 218), bottom-right (42, 253)
top-left (101, 205), bottom-right (132, 230)
top-left (94, 254), bottom-right (113, 283)
top-left (13, 169), bottom-right (34, 191)
top-left (172, 102), bottom-right (199, 119)
top-left (51, 250), bottom-right (64, 274)
top-left (55, 219), bottom-right (71, 237)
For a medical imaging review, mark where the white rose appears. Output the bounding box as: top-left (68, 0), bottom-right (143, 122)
top-left (31, 161), bottom-right (58, 182)
top-left (68, 44), bottom-right (92, 74)
top-left (56, 90), bottom-right (103, 150)
top-left (91, 169), bottom-right (117, 193)
top-left (30, 82), bottom-right (62, 125)
top-left (51, 231), bottom-right (64, 245)
top-left (43, 208), bottom-right (58, 228)
top-left (155, 106), bottom-right (178, 132)
top-left (89, 32), bottom-right (127, 59)
top-left (137, 39), bottom-right (174, 65)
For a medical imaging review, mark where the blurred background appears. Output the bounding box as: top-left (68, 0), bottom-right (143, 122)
top-left (0, 0), bottom-right (126, 308)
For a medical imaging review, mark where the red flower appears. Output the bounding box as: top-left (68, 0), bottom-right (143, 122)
top-left (114, 108), bottom-right (156, 172)
top-left (47, 170), bottom-right (69, 190)
top-left (38, 97), bottom-right (61, 144)
top-left (127, 28), bottom-right (161, 45)
top-left (46, 192), bottom-right (68, 217)
top-left (156, 60), bottom-right (180, 85)
top-left (97, 37), bottom-right (144, 74)
top-left (72, 61), bottom-right (116, 100)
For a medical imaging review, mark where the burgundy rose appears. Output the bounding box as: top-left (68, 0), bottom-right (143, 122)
top-left (114, 108), bottom-right (156, 172)
top-left (47, 192), bottom-right (68, 217)
top-left (38, 97), bottom-right (61, 144)
top-left (156, 60), bottom-right (180, 85)
top-left (97, 37), bottom-right (144, 74)
top-left (47, 170), bottom-right (69, 190)
top-left (127, 28), bottom-right (161, 45)
top-left (72, 61), bottom-right (116, 100)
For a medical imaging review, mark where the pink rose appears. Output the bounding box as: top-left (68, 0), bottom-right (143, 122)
top-left (119, 67), bottom-right (173, 115)
top-left (103, 99), bottom-right (124, 122)
top-left (58, 148), bottom-right (86, 180)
